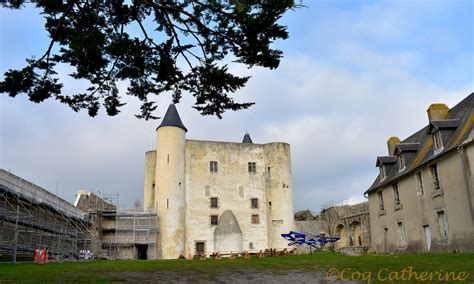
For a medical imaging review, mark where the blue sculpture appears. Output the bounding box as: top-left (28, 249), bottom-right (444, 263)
top-left (281, 231), bottom-right (340, 250)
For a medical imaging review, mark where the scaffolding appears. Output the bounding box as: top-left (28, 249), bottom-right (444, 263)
top-left (0, 169), bottom-right (93, 262)
top-left (99, 208), bottom-right (157, 260)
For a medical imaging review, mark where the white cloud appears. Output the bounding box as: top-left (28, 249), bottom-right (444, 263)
top-left (0, 1), bottom-right (472, 212)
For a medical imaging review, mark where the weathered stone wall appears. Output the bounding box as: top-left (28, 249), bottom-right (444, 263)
top-left (319, 202), bottom-right (370, 250)
top-left (184, 140), bottom-right (269, 256)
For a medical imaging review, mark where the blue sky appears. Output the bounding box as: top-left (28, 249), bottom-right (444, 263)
top-left (1, 1), bottom-right (473, 212)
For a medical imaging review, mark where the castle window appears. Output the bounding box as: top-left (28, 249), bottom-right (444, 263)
top-left (393, 184), bottom-right (401, 207)
top-left (251, 198), bottom-right (258, 209)
top-left (431, 164), bottom-right (441, 192)
top-left (433, 131), bottom-right (443, 154)
top-left (416, 172), bottom-right (424, 196)
top-left (378, 191), bottom-right (384, 211)
top-left (210, 197), bottom-right (218, 208)
top-left (396, 221), bottom-right (406, 246)
top-left (210, 215), bottom-right (218, 225)
top-left (251, 214), bottom-right (260, 224)
top-left (268, 201), bottom-right (272, 207)
top-left (210, 161), bottom-right (218, 173)
top-left (248, 162), bottom-right (256, 173)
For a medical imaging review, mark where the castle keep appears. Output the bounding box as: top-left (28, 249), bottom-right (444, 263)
top-left (143, 104), bottom-right (295, 259)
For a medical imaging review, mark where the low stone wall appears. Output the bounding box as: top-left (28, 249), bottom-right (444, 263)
top-left (340, 246), bottom-right (366, 256)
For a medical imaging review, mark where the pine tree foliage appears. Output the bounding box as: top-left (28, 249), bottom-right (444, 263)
top-left (0, 0), bottom-right (300, 119)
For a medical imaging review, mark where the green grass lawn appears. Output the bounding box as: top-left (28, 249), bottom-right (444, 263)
top-left (0, 253), bottom-right (472, 283)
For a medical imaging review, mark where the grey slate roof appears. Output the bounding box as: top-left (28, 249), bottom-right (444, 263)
top-left (157, 104), bottom-right (187, 132)
top-left (428, 119), bottom-right (460, 134)
top-left (365, 93), bottom-right (473, 195)
top-left (242, 133), bottom-right (253, 143)
top-left (394, 143), bottom-right (420, 154)
top-left (375, 156), bottom-right (397, 167)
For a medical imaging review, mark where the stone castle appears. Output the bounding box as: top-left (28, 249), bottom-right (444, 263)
top-left (143, 104), bottom-right (295, 259)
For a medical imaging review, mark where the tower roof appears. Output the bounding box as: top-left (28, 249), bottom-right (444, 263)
top-left (157, 104), bottom-right (187, 132)
top-left (242, 132), bottom-right (253, 143)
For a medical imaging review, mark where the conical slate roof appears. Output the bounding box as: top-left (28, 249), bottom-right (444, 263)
top-left (242, 132), bottom-right (253, 143)
top-left (157, 104), bottom-right (187, 132)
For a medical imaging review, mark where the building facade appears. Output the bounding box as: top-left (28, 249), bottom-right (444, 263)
top-left (365, 93), bottom-right (474, 253)
top-left (144, 105), bottom-right (295, 259)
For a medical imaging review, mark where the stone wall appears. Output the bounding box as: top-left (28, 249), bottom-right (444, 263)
top-left (320, 202), bottom-right (370, 250)
top-left (294, 202), bottom-right (370, 252)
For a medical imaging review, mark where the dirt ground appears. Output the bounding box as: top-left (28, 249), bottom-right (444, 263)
top-left (104, 269), bottom-right (360, 283)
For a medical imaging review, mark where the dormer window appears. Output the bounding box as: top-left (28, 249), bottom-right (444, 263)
top-left (433, 131), bottom-right (443, 154)
top-left (428, 119), bottom-right (459, 155)
top-left (398, 155), bottom-right (406, 171)
top-left (379, 166), bottom-right (386, 180)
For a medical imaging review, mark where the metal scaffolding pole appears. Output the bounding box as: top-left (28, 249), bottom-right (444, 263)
top-left (12, 203), bottom-right (19, 263)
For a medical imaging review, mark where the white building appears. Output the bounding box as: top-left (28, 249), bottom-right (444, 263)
top-left (143, 104), bottom-right (295, 259)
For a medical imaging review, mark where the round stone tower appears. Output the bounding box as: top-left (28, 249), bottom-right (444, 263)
top-left (155, 104), bottom-right (187, 259)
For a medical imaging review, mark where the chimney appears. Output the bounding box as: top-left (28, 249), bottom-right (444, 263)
top-left (387, 137), bottom-right (401, 156)
top-left (427, 103), bottom-right (449, 121)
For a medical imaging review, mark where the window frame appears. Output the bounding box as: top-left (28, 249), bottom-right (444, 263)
top-left (416, 172), bottom-right (424, 196)
top-left (210, 215), bottom-right (218, 226)
top-left (436, 210), bottom-right (449, 241)
top-left (210, 161), bottom-right (218, 173)
top-left (398, 154), bottom-right (406, 171)
top-left (251, 214), bottom-right (260, 224)
top-left (393, 184), bottom-right (401, 206)
top-left (378, 191), bottom-right (385, 211)
top-left (379, 166), bottom-right (386, 180)
top-left (433, 131), bottom-right (444, 154)
top-left (248, 162), bottom-right (257, 174)
top-left (396, 221), bottom-right (406, 246)
top-left (251, 198), bottom-right (259, 209)
top-left (431, 164), bottom-right (442, 192)
top-left (210, 197), bottom-right (218, 208)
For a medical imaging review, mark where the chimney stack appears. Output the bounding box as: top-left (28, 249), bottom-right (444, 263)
top-left (387, 137), bottom-right (401, 156)
top-left (427, 103), bottom-right (449, 121)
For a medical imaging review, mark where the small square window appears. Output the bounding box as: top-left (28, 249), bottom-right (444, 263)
top-left (248, 162), bottom-right (256, 173)
top-left (210, 197), bottom-right (218, 208)
top-left (251, 214), bottom-right (260, 224)
top-left (210, 161), bottom-right (218, 173)
top-left (211, 215), bottom-right (218, 225)
top-left (251, 198), bottom-right (258, 209)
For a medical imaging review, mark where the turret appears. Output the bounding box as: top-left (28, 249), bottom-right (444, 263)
top-left (154, 104), bottom-right (187, 259)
